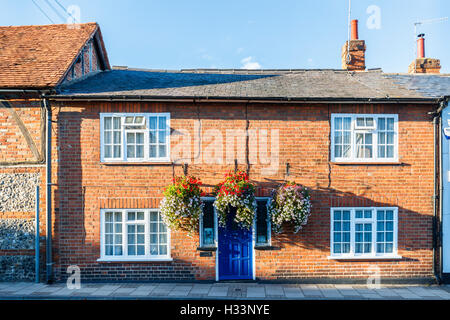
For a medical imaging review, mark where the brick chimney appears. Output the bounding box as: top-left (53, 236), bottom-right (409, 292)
top-left (408, 34), bottom-right (441, 74)
top-left (342, 19), bottom-right (366, 71)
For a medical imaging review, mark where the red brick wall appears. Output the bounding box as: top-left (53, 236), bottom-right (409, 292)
top-left (48, 101), bottom-right (436, 282)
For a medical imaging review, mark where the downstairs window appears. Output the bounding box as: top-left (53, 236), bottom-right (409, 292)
top-left (329, 207), bottom-right (400, 259)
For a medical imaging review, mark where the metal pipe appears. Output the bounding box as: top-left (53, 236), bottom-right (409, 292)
top-left (433, 115), bottom-right (441, 283)
top-left (43, 96), bottom-right (53, 283)
top-left (35, 185), bottom-right (40, 283)
top-left (439, 102), bottom-right (446, 282)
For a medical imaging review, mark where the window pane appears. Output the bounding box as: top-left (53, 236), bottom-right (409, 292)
top-left (149, 145), bottom-right (157, 158)
top-left (159, 117), bottom-right (166, 129)
top-left (104, 117), bottom-right (112, 130)
top-left (378, 145), bottom-right (386, 158)
top-left (113, 117), bottom-right (121, 129)
top-left (378, 118), bottom-right (385, 130)
top-left (343, 117), bottom-right (351, 130)
top-left (202, 200), bottom-right (215, 246)
top-left (335, 131), bottom-right (342, 144)
top-left (136, 145), bottom-right (144, 158)
top-left (113, 146), bottom-right (121, 158)
top-left (343, 132), bottom-right (351, 144)
top-left (127, 132), bottom-right (135, 143)
top-left (356, 118), bottom-right (365, 127)
top-left (334, 146), bottom-right (342, 158)
top-left (387, 118), bottom-right (394, 130)
top-left (113, 131), bottom-right (121, 144)
top-left (334, 211), bottom-right (341, 220)
top-left (335, 117), bottom-right (342, 130)
top-left (149, 131), bottom-right (156, 143)
top-left (256, 200), bottom-right (269, 244)
top-left (127, 146), bottom-right (135, 158)
top-left (149, 117), bottom-right (157, 129)
top-left (159, 145), bottom-right (166, 158)
top-left (104, 131), bottom-right (112, 144)
top-left (104, 145), bottom-right (112, 158)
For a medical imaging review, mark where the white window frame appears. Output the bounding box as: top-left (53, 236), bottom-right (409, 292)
top-left (99, 208), bottom-right (172, 262)
top-left (100, 113), bottom-right (170, 163)
top-left (328, 207), bottom-right (401, 260)
top-left (331, 113), bottom-right (399, 163)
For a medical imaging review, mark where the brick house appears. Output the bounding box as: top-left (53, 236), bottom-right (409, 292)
top-left (1, 21), bottom-right (450, 283)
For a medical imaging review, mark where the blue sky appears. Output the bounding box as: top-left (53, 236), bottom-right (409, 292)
top-left (2, 0), bottom-right (450, 73)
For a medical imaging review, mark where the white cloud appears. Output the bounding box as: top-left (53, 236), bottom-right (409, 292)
top-left (241, 56), bottom-right (261, 69)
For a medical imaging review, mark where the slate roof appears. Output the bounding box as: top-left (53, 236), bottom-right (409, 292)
top-left (384, 74), bottom-right (450, 98)
top-left (0, 23), bottom-right (109, 89)
top-left (53, 67), bottom-right (443, 101)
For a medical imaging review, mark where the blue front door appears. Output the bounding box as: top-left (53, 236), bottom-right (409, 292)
top-left (218, 208), bottom-right (253, 280)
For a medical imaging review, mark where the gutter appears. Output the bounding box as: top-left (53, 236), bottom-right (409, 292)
top-left (47, 95), bottom-right (440, 104)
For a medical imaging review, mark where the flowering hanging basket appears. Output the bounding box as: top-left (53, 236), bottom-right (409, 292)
top-left (213, 171), bottom-right (257, 230)
top-left (160, 176), bottom-right (205, 235)
top-left (269, 182), bottom-right (312, 234)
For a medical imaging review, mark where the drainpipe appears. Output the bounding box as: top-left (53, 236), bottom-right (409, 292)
top-left (439, 97), bottom-right (449, 282)
top-left (43, 95), bottom-right (53, 283)
top-left (433, 114), bottom-right (441, 284)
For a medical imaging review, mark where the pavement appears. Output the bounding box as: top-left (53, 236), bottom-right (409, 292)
top-left (1, 282), bottom-right (450, 300)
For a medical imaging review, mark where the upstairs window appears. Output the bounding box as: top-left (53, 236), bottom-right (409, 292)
top-left (331, 114), bottom-right (398, 162)
top-left (101, 113), bottom-right (170, 162)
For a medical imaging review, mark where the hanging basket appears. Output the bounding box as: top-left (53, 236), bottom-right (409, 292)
top-left (159, 176), bottom-right (205, 235)
top-left (269, 182), bottom-right (312, 234)
top-left (213, 171), bottom-right (257, 230)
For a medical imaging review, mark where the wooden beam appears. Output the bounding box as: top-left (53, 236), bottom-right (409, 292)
top-left (0, 100), bottom-right (43, 162)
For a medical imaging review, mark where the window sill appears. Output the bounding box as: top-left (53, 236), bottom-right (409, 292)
top-left (330, 161), bottom-right (402, 166)
top-left (327, 255), bottom-right (402, 261)
top-left (254, 245), bottom-right (280, 250)
top-left (197, 246), bottom-right (217, 251)
top-left (100, 161), bottom-right (173, 166)
top-left (97, 257), bottom-right (173, 263)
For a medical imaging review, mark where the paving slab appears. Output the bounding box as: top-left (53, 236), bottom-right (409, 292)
top-left (392, 289), bottom-right (421, 299)
top-left (247, 286), bottom-right (266, 298)
top-left (319, 287), bottom-right (344, 299)
top-left (207, 286), bottom-right (229, 297)
top-left (283, 287), bottom-right (304, 298)
top-left (265, 285), bottom-right (284, 297)
top-left (299, 284), bottom-right (322, 297)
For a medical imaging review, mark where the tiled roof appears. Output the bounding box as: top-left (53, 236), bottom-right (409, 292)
top-left (0, 23), bottom-right (103, 89)
top-left (384, 73), bottom-right (450, 98)
top-left (55, 68), bottom-right (436, 101)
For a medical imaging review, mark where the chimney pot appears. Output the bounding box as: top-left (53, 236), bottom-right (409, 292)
top-left (408, 33), bottom-right (441, 74)
top-left (351, 19), bottom-right (359, 40)
top-left (417, 34), bottom-right (425, 59)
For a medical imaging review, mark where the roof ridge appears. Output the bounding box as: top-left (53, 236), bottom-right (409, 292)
top-left (0, 22), bottom-right (98, 29)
